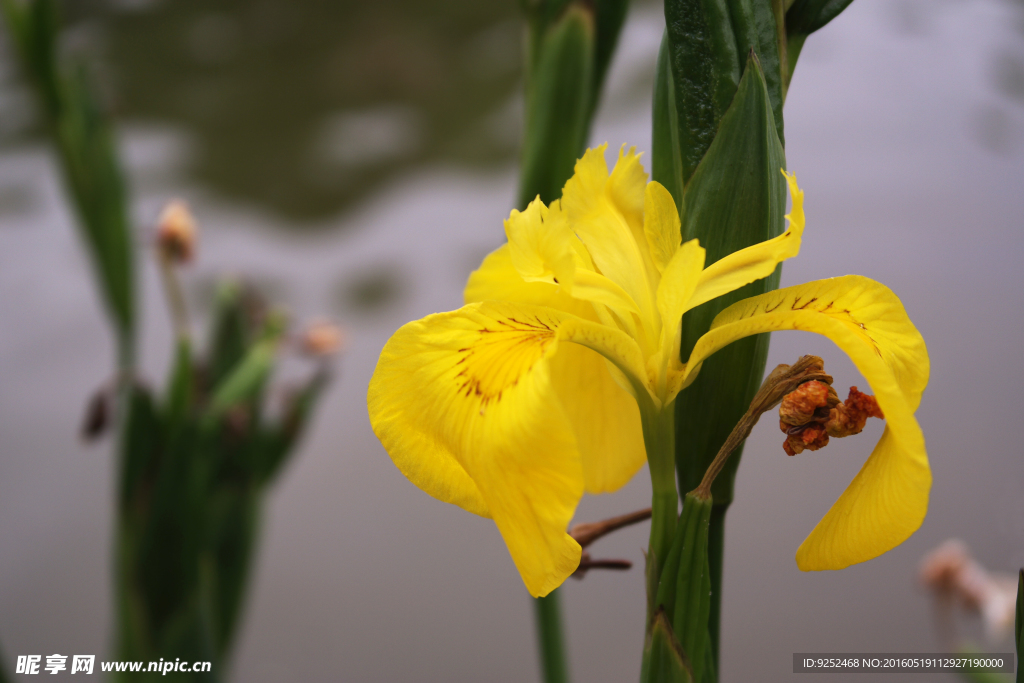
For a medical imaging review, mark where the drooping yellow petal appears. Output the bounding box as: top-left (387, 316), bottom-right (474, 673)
top-left (368, 301), bottom-right (584, 596)
top-left (505, 196), bottom-right (576, 288)
top-left (561, 145), bottom-right (659, 331)
top-left (466, 251), bottom-right (651, 487)
top-left (686, 170), bottom-right (805, 313)
top-left (548, 342), bottom-right (647, 494)
top-left (643, 180), bottom-right (682, 274)
top-left (683, 276), bottom-right (930, 569)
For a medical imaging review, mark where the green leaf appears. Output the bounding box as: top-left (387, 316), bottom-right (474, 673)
top-left (205, 280), bottom-right (253, 389)
top-left (119, 384), bottom-right (159, 509)
top-left (661, 0), bottom-right (785, 186)
top-left (653, 33), bottom-right (685, 212)
top-left (671, 493), bottom-right (713, 683)
top-left (519, 4), bottom-right (595, 208)
top-left (785, 0), bottom-right (854, 36)
top-left (673, 54), bottom-right (786, 505)
top-left (642, 610), bottom-right (694, 683)
top-left (204, 339), bottom-right (276, 423)
top-left (165, 338), bottom-right (194, 427)
top-left (784, 0), bottom-right (854, 88)
top-left (254, 370), bottom-right (328, 484)
top-left (3, 0), bottom-right (136, 363)
top-left (646, 493), bottom-right (713, 683)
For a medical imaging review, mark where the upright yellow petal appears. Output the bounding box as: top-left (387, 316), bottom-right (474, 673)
top-left (561, 146), bottom-right (659, 331)
top-left (368, 301), bottom-right (585, 596)
top-left (643, 180), bottom-right (683, 274)
top-left (683, 276), bottom-right (930, 569)
top-left (686, 170), bottom-right (805, 313)
top-left (464, 243), bottom-right (590, 317)
top-left (505, 196), bottom-right (576, 287)
top-left (656, 239), bottom-right (706, 346)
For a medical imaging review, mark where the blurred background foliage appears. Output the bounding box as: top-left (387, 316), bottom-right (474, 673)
top-left (2, 0), bottom-right (532, 224)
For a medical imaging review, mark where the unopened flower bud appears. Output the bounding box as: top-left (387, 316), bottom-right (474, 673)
top-left (301, 319), bottom-right (345, 356)
top-left (156, 200), bottom-right (198, 263)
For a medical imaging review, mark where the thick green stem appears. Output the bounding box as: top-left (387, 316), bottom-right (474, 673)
top-left (642, 403), bottom-right (678, 584)
top-left (534, 589), bottom-right (570, 683)
top-left (707, 504), bottom-right (727, 667)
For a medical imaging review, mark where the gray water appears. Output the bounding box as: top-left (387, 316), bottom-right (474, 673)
top-left (2, 1), bottom-right (1024, 681)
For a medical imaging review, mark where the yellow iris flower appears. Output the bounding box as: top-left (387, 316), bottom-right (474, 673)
top-left (368, 144), bottom-right (930, 598)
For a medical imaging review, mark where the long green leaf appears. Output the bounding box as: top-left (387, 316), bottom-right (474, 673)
top-left (673, 54), bottom-right (786, 505)
top-left (519, 4), bottom-right (595, 208)
top-left (671, 493), bottom-right (713, 683)
top-left (642, 611), bottom-right (694, 683)
top-left (3, 0), bottom-right (136, 362)
top-left (662, 0), bottom-right (785, 186)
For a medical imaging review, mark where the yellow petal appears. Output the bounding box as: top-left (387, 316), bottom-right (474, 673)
top-left (643, 180), bottom-right (682, 274)
top-left (466, 243), bottom-right (648, 352)
top-left (561, 145), bottom-right (659, 330)
top-left (656, 238), bottom-right (706, 351)
top-left (684, 276), bottom-right (930, 569)
top-left (549, 342), bottom-right (646, 494)
top-left (505, 196), bottom-right (576, 287)
top-left (686, 170), bottom-right (805, 312)
top-left (368, 301), bottom-right (584, 596)
top-left (465, 243), bottom-right (593, 320)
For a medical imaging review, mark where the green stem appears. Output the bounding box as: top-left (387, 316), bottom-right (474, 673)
top-left (534, 589), bottom-right (570, 683)
top-left (642, 403), bottom-right (678, 585)
top-left (707, 503), bottom-right (727, 668)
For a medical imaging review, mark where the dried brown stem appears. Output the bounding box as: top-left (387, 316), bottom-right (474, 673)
top-left (693, 355), bottom-right (832, 498)
top-left (569, 507), bottom-right (652, 549)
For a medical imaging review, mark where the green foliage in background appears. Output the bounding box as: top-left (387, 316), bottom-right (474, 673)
top-left (116, 286), bottom-right (326, 679)
top-left (519, 0), bottom-right (629, 208)
top-left (2, 0), bottom-right (135, 363)
top-left (2, 2), bottom-right (328, 678)
top-left (31, 0), bottom-right (528, 223)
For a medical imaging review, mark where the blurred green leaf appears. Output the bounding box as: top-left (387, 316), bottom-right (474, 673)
top-left (205, 280), bottom-right (254, 390)
top-left (2, 0), bottom-right (136, 363)
top-left (255, 370), bottom-right (328, 484)
top-left (653, 33), bottom-right (685, 211)
top-left (165, 339), bottom-right (195, 427)
top-left (118, 384), bottom-right (159, 509)
top-left (673, 54), bottom-right (786, 505)
top-left (519, 4), bottom-right (595, 208)
top-left (518, 0), bottom-right (629, 208)
top-left (204, 339), bottom-right (276, 423)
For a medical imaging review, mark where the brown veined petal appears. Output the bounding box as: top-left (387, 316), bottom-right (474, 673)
top-left (683, 276), bottom-right (930, 570)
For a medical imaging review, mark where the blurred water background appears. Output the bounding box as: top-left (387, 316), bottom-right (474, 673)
top-left (1, 0), bottom-right (1023, 681)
